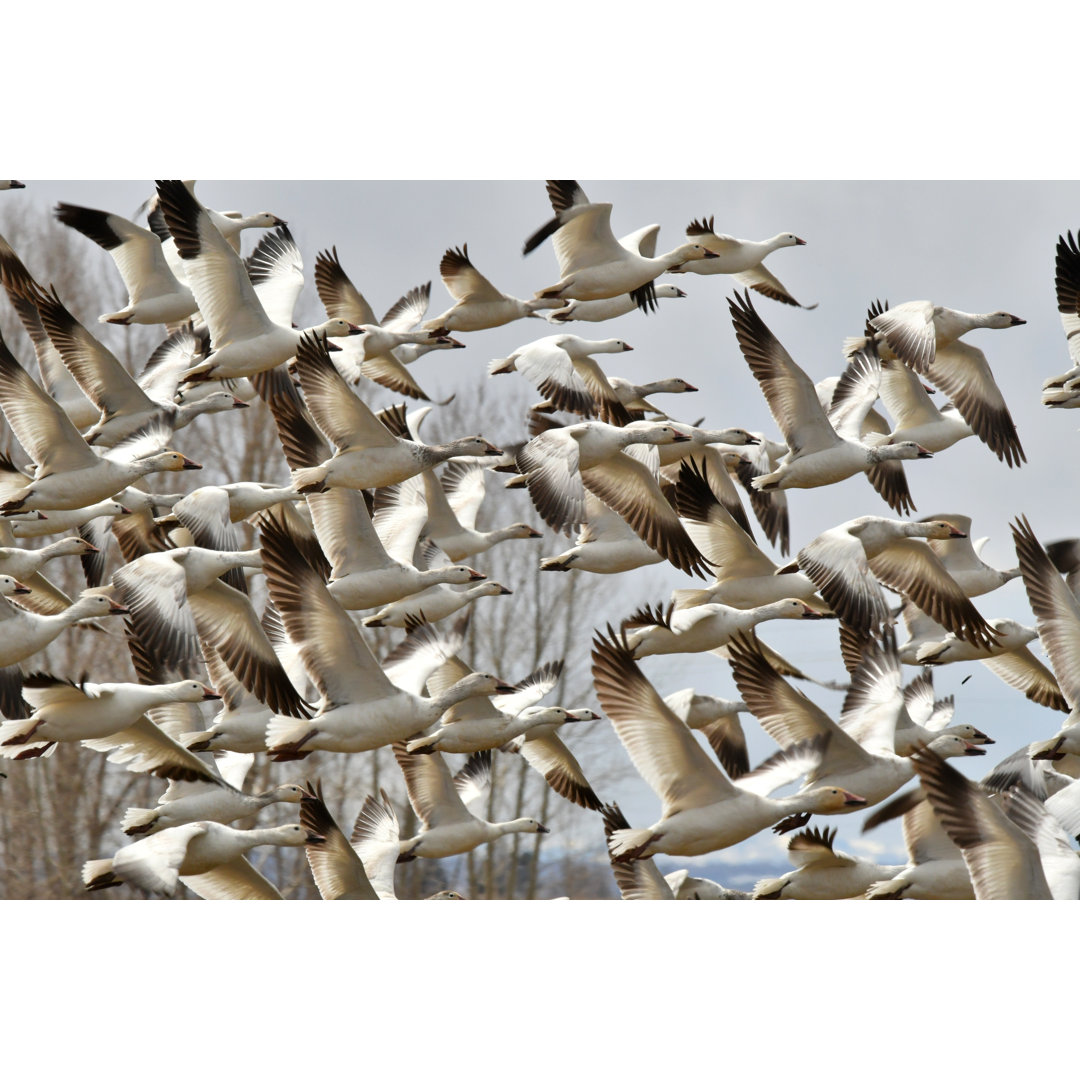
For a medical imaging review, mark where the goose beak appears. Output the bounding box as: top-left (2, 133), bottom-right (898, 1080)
top-left (682, 382), bottom-right (699, 393)
top-left (201, 689), bottom-right (222, 701)
top-left (9, 181), bottom-right (25, 189)
top-left (947, 526), bottom-right (968, 538)
top-left (537, 823), bottom-right (551, 834)
top-left (108, 600), bottom-right (131, 614)
top-left (963, 742), bottom-right (987, 756)
top-left (347, 323), bottom-right (364, 335)
top-left (82, 542), bottom-right (101, 553)
top-left (494, 681), bottom-right (518, 694)
top-left (1009, 315), bottom-right (1026, 326)
top-left (672, 431), bottom-right (693, 442)
top-left (12, 580), bottom-right (32, 594)
top-left (800, 605), bottom-right (825, 618)
top-left (232, 398), bottom-right (250, 409)
top-left (621, 343), bottom-right (634, 352)
top-left (467, 571), bottom-right (487, 581)
top-left (702, 250), bottom-right (720, 259)
top-left (842, 791), bottom-right (867, 806)
top-left (674, 288), bottom-right (688, 297)
top-left (497, 586), bottom-right (513, 595)
top-left (181, 457), bottom-right (203, 470)
top-left (525, 527), bottom-right (542, 538)
top-left (971, 730), bottom-right (994, 744)
top-left (795, 237), bottom-right (807, 245)
top-left (484, 442), bottom-right (504, 455)
top-left (273, 216), bottom-right (288, 227)
top-left (916, 445), bottom-right (933, 459)
top-left (119, 505), bottom-right (133, 514)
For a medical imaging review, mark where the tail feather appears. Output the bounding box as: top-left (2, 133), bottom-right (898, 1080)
top-left (291, 465), bottom-right (329, 495)
top-left (121, 807), bottom-right (160, 836)
top-left (607, 827), bottom-right (655, 862)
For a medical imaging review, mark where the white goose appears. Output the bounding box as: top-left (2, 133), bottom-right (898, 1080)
top-left (591, 629), bottom-right (866, 862)
top-left (728, 291), bottom-right (933, 496)
top-left (546, 285), bottom-right (687, 323)
top-left (663, 687), bottom-right (751, 779)
top-left (514, 419), bottom-right (708, 578)
top-left (308, 487), bottom-right (487, 610)
top-left (489, 334), bottom-right (636, 425)
top-left (727, 631), bottom-right (986, 813)
top-left (392, 745), bottom-right (549, 861)
top-left (1041, 230), bottom-right (1080, 403)
top-left (752, 826), bottom-right (904, 900)
top-left (0, 589), bottom-right (127, 668)
top-left (0, 331), bottom-right (203, 514)
top-left (54, 201), bottom-right (198, 325)
top-left (376, 461), bottom-right (541, 563)
top-left (669, 216), bottom-right (816, 309)
top-left (28, 279), bottom-right (247, 447)
top-left (82, 821), bottom-right (321, 900)
top-left (424, 243), bottom-right (564, 332)
top-left (313, 249), bottom-right (463, 400)
top-left (538, 492), bottom-right (663, 575)
top-left (259, 516), bottom-right (517, 758)
top-left (524, 180), bottom-right (718, 311)
top-left (872, 351), bottom-right (974, 454)
top-left (361, 569), bottom-right (511, 629)
top-left (288, 331), bottom-right (501, 494)
top-left (0, 674), bottom-right (220, 761)
top-left (850, 299), bottom-right (1026, 466)
top-left (151, 180), bottom-right (363, 383)
top-left (793, 514), bottom-right (999, 647)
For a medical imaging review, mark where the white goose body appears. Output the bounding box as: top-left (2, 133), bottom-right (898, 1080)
top-left (82, 822), bottom-right (315, 899)
top-left (362, 579), bottom-right (511, 629)
top-left (546, 285), bottom-right (687, 323)
top-left (626, 598), bottom-right (821, 658)
top-left (0, 677), bottom-right (220, 757)
top-left (0, 591), bottom-right (126, 667)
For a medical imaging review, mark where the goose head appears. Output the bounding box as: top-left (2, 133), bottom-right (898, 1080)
top-left (175, 389), bottom-right (250, 414)
top-left (504, 524), bottom-right (542, 540)
top-left (244, 212), bottom-right (287, 229)
top-left (666, 242), bottom-right (719, 270)
top-left (50, 536), bottom-right (100, 557)
top-left (69, 592), bottom-right (129, 620)
top-left (169, 681), bottom-right (223, 703)
top-left (910, 520), bottom-right (968, 541)
top-left (320, 319), bottom-right (364, 338)
top-left (268, 783), bottom-right (306, 805)
top-left (438, 436), bottom-right (504, 459)
top-left (802, 786), bottom-right (867, 813)
top-left (623, 421), bottom-right (693, 446)
top-left (268, 822), bottom-right (325, 846)
top-left (929, 734), bottom-right (987, 759)
top-left (144, 450), bottom-right (203, 472)
top-left (871, 441), bottom-right (933, 462)
top-left (984, 311), bottom-right (1026, 328)
top-left (771, 232), bottom-right (807, 249)
top-left (766, 599), bottom-right (827, 621)
top-left (441, 566), bottom-right (487, 584)
top-left (0, 575), bottom-right (32, 596)
top-left (566, 708), bottom-right (601, 722)
top-left (655, 285), bottom-right (688, 299)
top-left (505, 818), bottom-right (550, 835)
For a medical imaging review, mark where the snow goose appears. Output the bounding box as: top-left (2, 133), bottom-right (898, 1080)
top-left (258, 516), bottom-right (516, 758)
top-left (591, 628), bottom-right (866, 861)
top-left (0, 673), bottom-right (220, 761)
top-left (752, 826), bottom-right (904, 899)
top-left (377, 461), bottom-right (541, 563)
top-left (864, 794), bottom-right (975, 899)
top-left (908, 746), bottom-right (1053, 899)
top-left (624, 597), bottom-right (824, 658)
top-left (514, 419), bottom-right (709, 577)
top-left (728, 292), bottom-right (933, 498)
top-left (424, 243), bottom-right (564, 332)
top-left (288, 331), bottom-right (501, 494)
top-left (82, 821), bottom-right (321, 900)
top-left (1010, 516), bottom-right (1080, 760)
top-left (872, 350), bottom-right (974, 454)
top-left (850, 299), bottom-right (1026, 466)
top-left (361, 567), bottom-right (511, 629)
top-left (313, 248), bottom-right (463, 400)
top-left (489, 333), bottom-right (635, 426)
top-left (673, 458), bottom-right (828, 612)
top-left (151, 180), bottom-right (362, 383)
top-left (0, 588), bottom-right (127, 669)
top-left (404, 653), bottom-right (566, 754)
top-left (392, 745), bottom-right (549, 861)
top-left (603, 376), bottom-right (698, 421)
top-left (546, 285), bottom-right (687, 323)
top-left (308, 487), bottom-right (486, 610)
top-left (854, 297), bottom-right (1026, 376)
top-left (500, 709), bottom-right (604, 811)
top-left (727, 631), bottom-right (985, 813)
top-left (524, 180), bottom-right (718, 312)
top-left (669, 216), bottom-right (816, 309)
top-left (1041, 230), bottom-right (1080, 401)
top-left (793, 514), bottom-right (999, 647)
top-left (27, 280), bottom-right (247, 447)
top-left (0, 534), bottom-right (98, 591)
top-left (538, 492), bottom-right (663, 575)
top-left (0, 231), bottom-right (100, 429)
top-left (0, 331), bottom-right (203, 514)
top-left (113, 545), bottom-right (312, 720)
top-left (6, 498), bottom-right (129, 540)
top-left (919, 512), bottom-right (1020, 596)
top-left (53, 202), bottom-right (195, 326)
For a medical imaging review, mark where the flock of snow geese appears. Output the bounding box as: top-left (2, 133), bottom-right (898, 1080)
top-left (1, 177), bottom-right (1079, 900)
